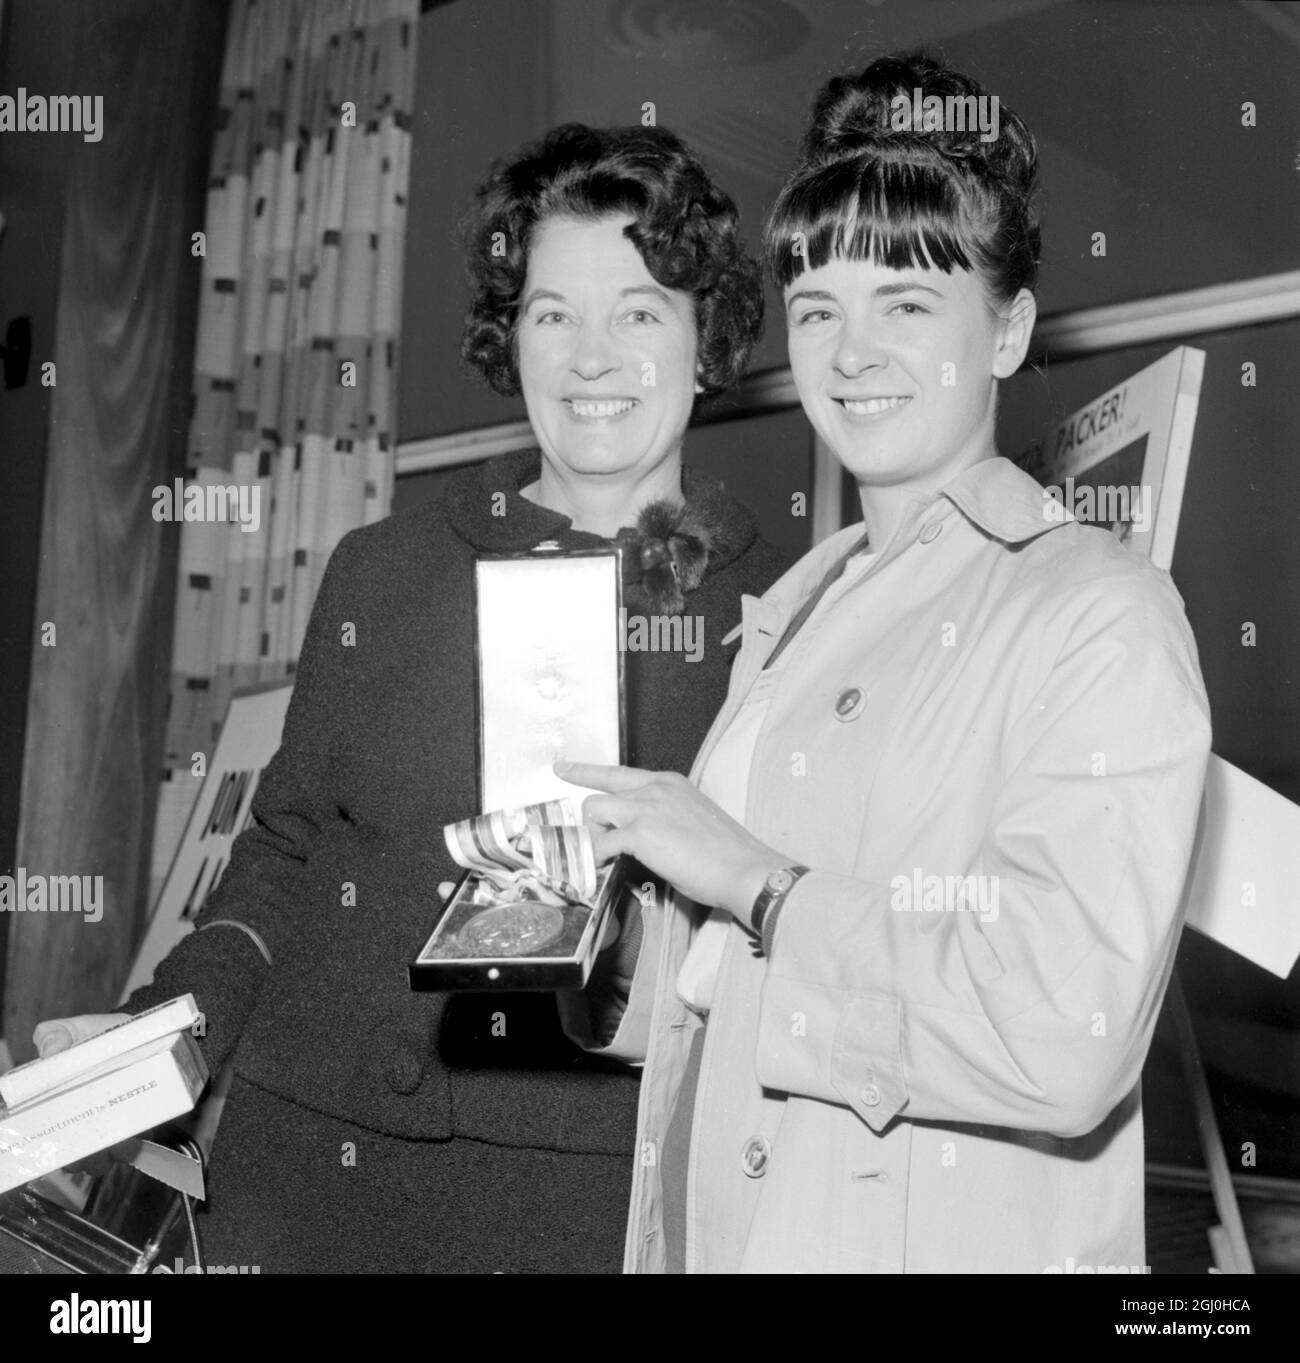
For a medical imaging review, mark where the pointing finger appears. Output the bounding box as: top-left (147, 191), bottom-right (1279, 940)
top-left (554, 761), bottom-right (654, 794)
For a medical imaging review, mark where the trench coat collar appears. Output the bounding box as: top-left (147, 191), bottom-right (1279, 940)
top-left (828, 455), bottom-right (1071, 558)
top-left (937, 455), bottom-right (1070, 546)
top-left (732, 456), bottom-right (1070, 666)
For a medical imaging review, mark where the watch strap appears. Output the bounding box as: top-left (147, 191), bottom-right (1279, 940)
top-left (750, 864), bottom-right (810, 947)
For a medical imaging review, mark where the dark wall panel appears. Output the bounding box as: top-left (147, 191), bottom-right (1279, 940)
top-left (0, 0), bottom-right (81, 1027)
top-left (2, 0), bottom-right (227, 1058)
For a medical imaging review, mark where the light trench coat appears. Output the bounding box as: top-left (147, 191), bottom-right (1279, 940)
top-left (592, 455), bottom-right (1211, 1274)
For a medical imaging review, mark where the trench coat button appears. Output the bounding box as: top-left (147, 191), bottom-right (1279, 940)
top-left (860, 1084), bottom-right (882, 1107)
top-left (834, 687), bottom-right (865, 721)
top-left (919, 522), bottom-right (942, 544)
top-left (740, 1135), bottom-right (771, 1178)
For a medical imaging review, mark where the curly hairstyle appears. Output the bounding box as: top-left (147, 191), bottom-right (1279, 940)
top-left (763, 52), bottom-right (1042, 306)
top-left (460, 123), bottom-right (763, 402)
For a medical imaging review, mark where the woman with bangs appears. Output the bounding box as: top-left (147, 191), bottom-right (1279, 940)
top-left (560, 54), bottom-right (1211, 1273)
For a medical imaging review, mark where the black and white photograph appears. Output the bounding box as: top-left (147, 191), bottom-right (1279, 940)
top-left (0, 0), bottom-right (1297, 1332)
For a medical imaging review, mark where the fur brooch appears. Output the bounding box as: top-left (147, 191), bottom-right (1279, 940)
top-left (616, 497), bottom-right (719, 616)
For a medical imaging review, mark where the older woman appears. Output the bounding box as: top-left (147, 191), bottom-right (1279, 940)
top-left (35, 123), bottom-right (787, 1273)
top-left (563, 54), bottom-right (1212, 1273)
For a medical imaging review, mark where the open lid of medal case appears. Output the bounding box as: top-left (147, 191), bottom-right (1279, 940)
top-left (409, 544), bottom-right (629, 991)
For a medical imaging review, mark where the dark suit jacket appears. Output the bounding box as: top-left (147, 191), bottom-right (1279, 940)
top-left (128, 450), bottom-right (789, 1158)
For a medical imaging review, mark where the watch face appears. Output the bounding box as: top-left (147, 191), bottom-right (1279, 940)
top-left (766, 869), bottom-right (795, 895)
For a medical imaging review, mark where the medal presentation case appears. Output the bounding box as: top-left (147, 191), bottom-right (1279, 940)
top-left (409, 546), bottom-right (629, 991)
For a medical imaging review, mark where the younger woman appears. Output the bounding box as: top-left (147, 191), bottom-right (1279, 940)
top-left (564, 53), bottom-right (1211, 1274)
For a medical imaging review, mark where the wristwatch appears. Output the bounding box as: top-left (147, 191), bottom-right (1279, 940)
top-left (750, 864), bottom-right (810, 942)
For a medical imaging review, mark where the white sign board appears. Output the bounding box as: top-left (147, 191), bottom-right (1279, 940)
top-left (1183, 755), bottom-right (1300, 979)
top-left (121, 683), bottom-right (293, 1001)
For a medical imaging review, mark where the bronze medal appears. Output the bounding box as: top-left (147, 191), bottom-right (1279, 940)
top-left (460, 901), bottom-right (565, 956)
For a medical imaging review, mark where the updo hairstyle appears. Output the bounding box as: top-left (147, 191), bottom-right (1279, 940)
top-left (763, 52), bottom-right (1042, 307)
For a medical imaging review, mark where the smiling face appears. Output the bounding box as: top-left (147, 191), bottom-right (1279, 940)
top-left (516, 213), bottom-right (699, 488)
top-left (783, 255), bottom-right (1033, 492)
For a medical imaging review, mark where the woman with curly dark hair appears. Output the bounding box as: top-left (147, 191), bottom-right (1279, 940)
top-left (35, 123), bottom-right (787, 1273)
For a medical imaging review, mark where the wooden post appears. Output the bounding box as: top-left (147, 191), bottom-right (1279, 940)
top-left (1168, 970), bottom-right (1255, 1273)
